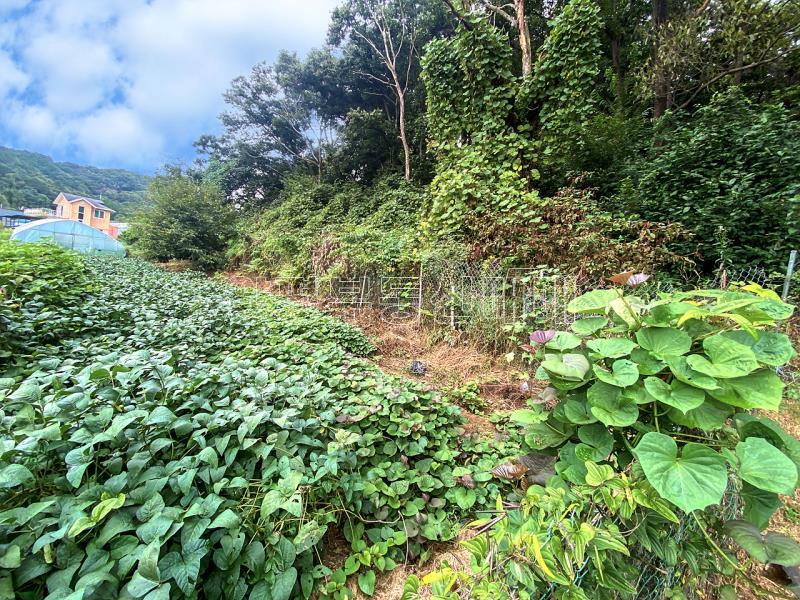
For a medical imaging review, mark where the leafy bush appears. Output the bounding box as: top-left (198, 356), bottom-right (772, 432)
top-left (232, 175), bottom-right (426, 280)
top-left (411, 277), bottom-right (800, 598)
top-left (476, 183), bottom-right (690, 278)
top-left (126, 168), bottom-right (236, 270)
top-left (619, 88), bottom-right (800, 271)
top-left (0, 257), bottom-right (517, 599)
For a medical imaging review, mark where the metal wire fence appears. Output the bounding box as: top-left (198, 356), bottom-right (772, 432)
top-left (235, 260), bottom-right (790, 343)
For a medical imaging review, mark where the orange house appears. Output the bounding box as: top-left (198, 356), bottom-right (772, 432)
top-left (53, 193), bottom-right (115, 234)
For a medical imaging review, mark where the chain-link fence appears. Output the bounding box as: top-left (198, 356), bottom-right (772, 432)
top-left (234, 254), bottom-right (795, 351)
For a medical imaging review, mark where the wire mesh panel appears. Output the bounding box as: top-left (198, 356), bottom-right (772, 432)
top-left (502, 269), bottom-right (583, 328)
top-left (380, 275), bottom-right (420, 320)
top-left (332, 277), bottom-right (366, 307)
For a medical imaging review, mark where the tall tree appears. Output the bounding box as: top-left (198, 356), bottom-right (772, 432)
top-left (640, 0), bottom-right (800, 116)
top-left (330, 0), bottom-right (446, 181)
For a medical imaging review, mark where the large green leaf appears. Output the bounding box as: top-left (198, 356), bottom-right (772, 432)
top-left (734, 414), bottom-right (800, 471)
top-left (587, 382), bottom-right (638, 427)
top-left (592, 359), bottom-right (639, 388)
top-left (575, 423), bottom-right (614, 462)
top-left (707, 369), bottom-right (783, 410)
top-left (586, 338), bottom-right (636, 359)
top-left (721, 330), bottom-right (796, 367)
top-left (540, 353), bottom-right (591, 381)
top-left (667, 398), bottom-right (732, 431)
top-left (741, 483), bottom-right (781, 530)
top-left (634, 432), bottom-right (727, 513)
top-left (686, 334), bottom-right (758, 378)
top-left (563, 397), bottom-right (598, 425)
top-left (629, 348), bottom-right (666, 376)
top-left (272, 567), bottom-right (298, 600)
top-left (666, 356), bottom-right (719, 390)
top-left (567, 289), bottom-right (618, 314)
top-left (643, 377), bottom-right (705, 413)
top-left (725, 521), bottom-right (800, 566)
top-left (524, 418), bottom-right (575, 449)
top-left (544, 331), bottom-right (582, 351)
top-left (635, 328), bottom-right (691, 359)
top-left (736, 437), bottom-right (797, 494)
top-left (0, 464), bottom-right (34, 489)
top-left (570, 317), bottom-right (608, 336)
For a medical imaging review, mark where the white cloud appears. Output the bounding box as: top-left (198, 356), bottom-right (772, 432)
top-left (0, 0), bottom-right (339, 170)
top-left (0, 50), bottom-right (28, 96)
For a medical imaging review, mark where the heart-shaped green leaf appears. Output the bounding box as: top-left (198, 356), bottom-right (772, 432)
top-left (563, 397), bottom-right (598, 425)
top-left (587, 382), bottom-right (639, 427)
top-left (524, 418), bottom-right (574, 449)
top-left (635, 327), bottom-right (691, 359)
top-left (540, 353), bottom-right (591, 381)
top-left (567, 289), bottom-right (618, 314)
top-left (575, 423), bottom-right (613, 462)
top-left (736, 437), bottom-right (797, 494)
top-left (545, 331), bottom-right (582, 351)
top-left (585, 462), bottom-right (615, 486)
top-left (687, 335), bottom-right (759, 378)
top-left (741, 483), bottom-right (781, 530)
top-left (629, 348), bottom-right (666, 375)
top-left (593, 359), bottom-right (639, 388)
top-left (666, 356), bottom-right (718, 390)
top-left (643, 377), bottom-right (705, 413)
top-left (708, 369), bottom-right (783, 410)
top-left (586, 338), bottom-right (637, 359)
top-left (635, 432), bottom-right (727, 513)
top-left (721, 330), bottom-right (796, 367)
top-left (570, 317), bottom-right (608, 336)
top-left (667, 398), bottom-right (732, 431)
top-left (725, 520), bottom-right (800, 566)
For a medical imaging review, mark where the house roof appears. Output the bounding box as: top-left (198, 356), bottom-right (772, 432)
top-left (0, 207), bottom-right (26, 217)
top-left (59, 193), bottom-right (116, 213)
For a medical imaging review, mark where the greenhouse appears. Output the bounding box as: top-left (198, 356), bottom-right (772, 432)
top-left (10, 218), bottom-right (126, 255)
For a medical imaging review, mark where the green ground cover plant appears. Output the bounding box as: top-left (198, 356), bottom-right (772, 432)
top-left (0, 246), bottom-right (520, 600)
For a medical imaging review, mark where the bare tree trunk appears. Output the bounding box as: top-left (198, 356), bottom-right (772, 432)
top-left (353, 2), bottom-right (416, 181)
top-left (515, 0), bottom-right (532, 76)
top-left (611, 35), bottom-right (624, 108)
top-left (397, 88), bottom-right (411, 180)
top-left (652, 0), bottom-right (669, 119)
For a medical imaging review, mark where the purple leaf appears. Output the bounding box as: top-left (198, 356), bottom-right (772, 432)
top-left (626, 273), bottom-right (650, 286)
top-left (530, 330), bottom-right (556, 345)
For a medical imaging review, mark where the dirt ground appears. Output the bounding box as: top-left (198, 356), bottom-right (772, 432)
top-left (224, 271), bottom-right (800, 600)
top-left (223, 272), bottom-right (531, 422)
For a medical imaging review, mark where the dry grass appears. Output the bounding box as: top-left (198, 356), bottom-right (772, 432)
top-left (223, 272), bottom-right (531, 435)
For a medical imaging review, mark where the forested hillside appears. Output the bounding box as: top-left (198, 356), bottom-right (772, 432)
top-left (0, 146), bottom-right (149, 216)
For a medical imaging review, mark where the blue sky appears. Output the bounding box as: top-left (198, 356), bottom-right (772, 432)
top-left (0, 0), bottom-right (339, 173)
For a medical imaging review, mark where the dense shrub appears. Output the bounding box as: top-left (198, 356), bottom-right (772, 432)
top-left (619, 88), bottom-right (800, 271)
top-left (231, 175), bottom-right (426, 280)
top-left (126, 168), bottom-right (237, 270)
top-left (471, 183), bottom-right (690, 278)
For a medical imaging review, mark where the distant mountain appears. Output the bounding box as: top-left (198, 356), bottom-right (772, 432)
top-left (0, 147), bottom-right (151, 218)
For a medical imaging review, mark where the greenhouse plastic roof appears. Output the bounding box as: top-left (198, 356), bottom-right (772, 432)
top-left (11, 218), bottom-right (126, 256)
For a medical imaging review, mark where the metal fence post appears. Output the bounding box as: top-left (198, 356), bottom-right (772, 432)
top-left (417, 263), bottom-right (423, 324)
top-left (783, 250), bottom-right (797, 301)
